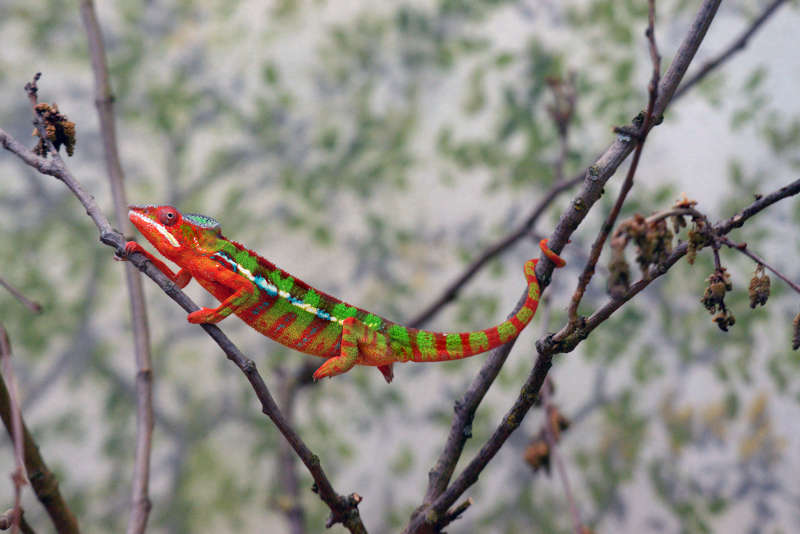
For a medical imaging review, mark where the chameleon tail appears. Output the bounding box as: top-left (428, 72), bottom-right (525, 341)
top-left (409, 239), bottom-right (565, 362)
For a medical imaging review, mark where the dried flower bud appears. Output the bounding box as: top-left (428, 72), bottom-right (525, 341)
top-left (674, 193), bottom-right (698, 210)
top-left (548, 407), bottom-right (571, 441)
top-left (793, 312), bottom-right (800, 351)
top-left (670, 214), bottom-right (687, 234)
top-left (709, 281), bottom-right (726, 299)
top-left (686, 222), bottom-right (710, 265)
top-left (713, 311), bottom-right (735, 332)
top-left (702, 269), bottom-right (733, 330)
top-left (32, 102), bottom-right (76, 157)
top-left (748, 264), bottom-right (770, 308)
top-left (607, 248), bottom-right (631, 298)
top-left (524, 438), bottom-right (550, 473)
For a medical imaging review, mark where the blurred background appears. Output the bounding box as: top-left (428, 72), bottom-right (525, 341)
top-left (1, 1), bottom-right (799, 532)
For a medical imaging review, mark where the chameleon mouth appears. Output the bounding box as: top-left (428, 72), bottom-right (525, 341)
top-left (129, 209), bottom-right (180, 248)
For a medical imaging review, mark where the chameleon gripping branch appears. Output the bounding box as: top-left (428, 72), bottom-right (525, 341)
top-left (123, 205), bottom-right (566, 383)
top-left (0, 117), bottom-right (367, 533)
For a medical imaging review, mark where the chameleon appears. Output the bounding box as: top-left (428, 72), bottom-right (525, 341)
top-left (123, 204), bottom-right (565, 382)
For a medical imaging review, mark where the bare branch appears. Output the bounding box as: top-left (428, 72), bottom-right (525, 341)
top-left (720, 237), bottom-right (800, 294)
top-left (77, 3), bottom-right (156, 532)
top-left (564, 0), bottom-right (661, 328)
top-left (0, 277), bottom-right (42, 314)
top-left (274, 363), bottom-right (317, 534)
top-left (541, 379), bottom-right (583, 534)
top-left (0, 343), bottom-right (80, 533)
top-left (408, 173), bottom-right (581, 328)
top-left (410, 0), bottom-right (771, 332)
top-left (2, 86), bottom-right (367, 532)
top-left (0, 508), bottom-right (35, 534)
top-left (407, 2), bottom-right (726, 529)
top-left (674, 0), bottom-right (789, 101)
top-left (0, 326), bottom-right (25, 534)
top-left (425, 177), bottom-right (800, 531)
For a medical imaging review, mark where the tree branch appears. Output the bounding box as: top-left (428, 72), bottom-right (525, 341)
top-left (0, 341), bottom-right (80, 534)
top-left (407, 1), bottom-right (722, 530)
top-left (408, 173), bottom-right (581, 328)
top-left (720, 237), bottom-right (800, 294)
top-left (0, 123), bottom-right (367, 534)
top-left (274, 363), bottom-right (317, 534)
top-left (412, 0), bottom-right (769, 331)
top-left (426, 176), bottom-right (800, 531)
top-left (541, 379), bottom-right (583, 534)
top-left (0, 326), bottom-right (26, 534)
top-left (564, 0), bottom-right (661, 328)
top-left (76, 4), bottom-right (156, 532)
top-left (0, 277), bottom-right (42, 314)
top-left (673, 0), bottom-right (789, 101)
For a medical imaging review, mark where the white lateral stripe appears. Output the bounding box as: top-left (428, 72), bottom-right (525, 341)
top-left (212, 252), bottom-right (344, 325)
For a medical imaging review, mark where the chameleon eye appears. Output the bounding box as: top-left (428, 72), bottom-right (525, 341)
top-left (158, 207), bottom-right (179, 226)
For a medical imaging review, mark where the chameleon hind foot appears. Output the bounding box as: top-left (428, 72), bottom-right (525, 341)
top-left (312, 352), bottom-right (359, 381)
top-left (313, 316), bottom-right (367, 381)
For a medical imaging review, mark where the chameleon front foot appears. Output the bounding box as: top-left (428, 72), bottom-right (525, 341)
top-left (187, 308), bottom-right (227, 324)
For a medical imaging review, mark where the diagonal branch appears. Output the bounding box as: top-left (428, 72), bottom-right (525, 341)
top-left (429, 176), bottom-right (800, 529)
top-left (0, 340), bottom-right (80, 534)
top-left (408, 173), bottom-right (581, 328)
top-left (563, 0), bottom-right (661, 328)
top-left (673, 0), bottom-right (789, 101)
top-left (77, 3), bottom-right (156, 533)
top-left (407, 1), bottom-right (723, 531)
top-left (540, 379), bottom-right (583, 534)
top-left (721, 236), bottom-right (800, 295)
top-left (0, 126), bottom-right (367, 533)
top-left (274, 362), bottom-right (317, 534)
top-left (0, 277), bottom-right (42, 314)
top-left (0, 508), bottom-right (36, 533)
top-left (0, 326), bottom-right (26, 534)
top-left (410, 0), bottom-right (777, 331)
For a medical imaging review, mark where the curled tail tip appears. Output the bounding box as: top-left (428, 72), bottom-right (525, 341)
top-left (539, 238), bottom-right (566, 268)
top-left (524, 240), bottom-right (566, 282)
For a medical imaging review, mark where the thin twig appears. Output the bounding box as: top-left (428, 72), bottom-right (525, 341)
top-left (673, 0), bottom-right (788, 101)
top-left (564, 0), bottom-right (661, 328)
top-left (408, 173), bottom-right (582, 328)
top-left (411, 0), bottom-right (778, 331)
top-left (427, 177), bottom-right (800, 529)
top-left (720, 236), bottom-right (800, 294)
top-left (275, 363), bottom-right (317, 534)
top-left (437, 498), bottom-right (473, 530)
top-left (0, 125), bottom-right (366, 533)
top-left (0, 277), bottom-right (42, 314)
top-left (541, 379), bottom-right (582, 534)
top-left (406, 3), bottom-right (726, 529)
top-left (0, 345), bottom-right (80, 533)
top-left (77, 4), bottom-right (156, 532)
top-left (0, 326), bottom-right (25, 534)
top-left (554, 177), bottom-right (800, 348)
top-left (0, 509), bottom-right (35, 534)
top-left (547, 73), bottom-right (577, 184)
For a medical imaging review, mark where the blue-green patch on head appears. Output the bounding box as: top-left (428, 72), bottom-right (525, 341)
top-left (183, 213), bottom-right (221, 232)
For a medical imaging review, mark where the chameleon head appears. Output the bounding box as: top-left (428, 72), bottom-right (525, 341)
top-left (128, 205), bottom-right (221, 261)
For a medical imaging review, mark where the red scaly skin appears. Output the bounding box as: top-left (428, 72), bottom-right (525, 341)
top-left (123, 205), bottom-right (566, 383)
